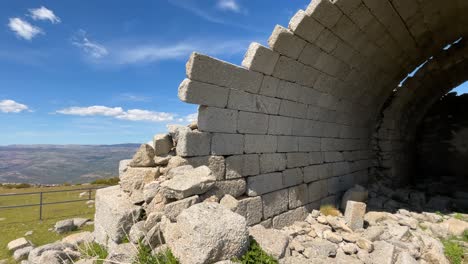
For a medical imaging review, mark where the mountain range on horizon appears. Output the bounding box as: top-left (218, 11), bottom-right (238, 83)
top-left (0, 144), bottom-right (140, 184)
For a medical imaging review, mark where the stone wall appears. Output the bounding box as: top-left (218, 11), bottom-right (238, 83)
top-left (126, 0), bottom-right (467, 226)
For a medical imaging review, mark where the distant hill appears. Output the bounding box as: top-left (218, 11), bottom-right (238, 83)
top-left (0, 144), bottom-right (140, 184)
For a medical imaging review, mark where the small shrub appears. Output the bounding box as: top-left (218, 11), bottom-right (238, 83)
top-left (233, 240), bottom-right (278, 264)
top-left (91, 177), bottom-right (120, 186)
top-left (462, 230), bottom-right (468, 242)
top-left (435, 211), bottom-right (444, 216)
top-left (453, 213), bottom-right (463, 220)
top-left (320, 204), bottom-right (341, 217)
top-left (0, 183), bottom-right (32, 189)
top-left (79, 242), bottom-right (108, 264)
top-left (442, 240), bottom-right (464, 264)
top-left (133, 242), bottom-right (179, 264)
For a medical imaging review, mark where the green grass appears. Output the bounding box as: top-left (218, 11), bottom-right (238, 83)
top-left (233, 240), bottom-right (278, 264)
top-left (443, 239), bottom-right (464, 264)
top-left (91, 177), bottom-right (120, 186)
top-left (0, 185), bottom-right (103, 263)
top-left (133, 242), bottom-right (179, 264)
top-left (79, 242), bottom-right (108, 264)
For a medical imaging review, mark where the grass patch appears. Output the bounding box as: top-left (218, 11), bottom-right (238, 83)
top-left (443, 239), bottom-right (464, 264)
top-left (320, 204), bottom-right (341, 217)
top-left (0, 185), bottom-right (101, 262)
top-left (133, 242), bottom-right (179, 264)
top-left (79, 242), bottom-right (108, 264)
top-left (91, 177), bottom-right (120, 186)
top-left (233, 240), bottom-right (278, 264)
top-left (454, 213), bottom-right (464, 220)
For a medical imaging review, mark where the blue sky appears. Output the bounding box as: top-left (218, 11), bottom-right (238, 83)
top-left (0, 0), bottom-right (466, 145)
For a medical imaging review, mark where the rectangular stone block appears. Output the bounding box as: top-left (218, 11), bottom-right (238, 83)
top-left (344, 201), bottom-right (366, 230)
top-left (256, 95), bottom-right (281, 115)
top-left (259, 153), bottom-right (287, 173)
top-left (186, 155), bottom-right (225, 181)
top-left (299, 43), bottom-right (321, 67)
top-left (331, 161), bottom-right (350, 176)
top-left (298, 137), bottom-right (320, 152)
top-left (262, 189), bottom-right (288, 219)
top-left (176, 130), bottom-right (211, 157)
top-left (178, 79), bottom-right (229, 108)
top-left (203, 178), bottom-right (246, 199)
top-left (268, 25), bottom-right (306, 60)
top-left (272, 206), bottom-right (308, 229)
top-left (198, 106), bottom-right (237, 133)
top-left (277, 136), bottom-right (298, 152)
top-left (304, 164), bottom-right (331, 183)
top-left (244, 135), bottom-right (277, 154)
top-left (224, 196), bottom-right (263, 226)
top-left (242, 42), bottom-right (280, 75)
top-left (309, 152), bottom-right (323, 164)
top-left (211, 133), bottom-right (244, 156)
top-left (237, 111), bottom-right (269, 134)
top-left (259, 76), bottom-right (279, 97)
top-left (283, 168), bottom-right (304, 187)
top-left (305, 0), bottom-right (342, 29)
top-left (187, 52), bottom-right (263, 93)
top-left (272, 56), bottom-right (302, 82)
top-left (268, 115), bottom-right (293, 135)
top-left (288, 184), bottom-right (308, 209)
top-left (247, 172), bottom-right (283, 196)
top-left (308, 180), bottom-right (325, 202)
top-left (323, 152), bottom-right (344, 163)
top-left (277, 80), bottom-right (301, 102)
top-left (315, 29), bottom-right (339, 53)
top-left (287, 152), bottom-right (309, 168)
top-left (225, 154), bottom-right (260, 179)
top-left (296, 66), bottom-right (320, 89)
top-left (327, 176), bottom-right (340, 195)
top-left (289, 10), bottom-right (324, 43)
top-left (279, 100), bottom-right (307, 118)
top-left (228, 89), bottom-right (257, 112)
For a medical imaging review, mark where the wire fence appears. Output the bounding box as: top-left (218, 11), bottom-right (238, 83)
top-left (0, 186), bottom-right (106, 220)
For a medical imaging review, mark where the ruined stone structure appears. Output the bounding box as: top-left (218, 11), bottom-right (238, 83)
top-left (174, 0), bottom-right (468, 225)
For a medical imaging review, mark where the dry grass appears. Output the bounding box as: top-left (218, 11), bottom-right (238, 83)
top-left (319, 204), bottom-right (341, 216)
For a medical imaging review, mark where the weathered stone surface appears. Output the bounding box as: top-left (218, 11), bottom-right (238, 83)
top-left (202, 179), bottom-right (246, 199)
top-left (13, 246), bottom-right (33, 261)
top-left (225, 154), bottom-right (259, 179)
top-left (302, 238), bottom-right (337, 258)
top-left (344, 201), bottom-right (366, 231)
top-left (128, 221), bottom-right (146, 244)
top-left (143, 181), bottom-right (159, 204)
top-left (105, 243), bottom-right (137, 264)
top-left (120, 167), bottom-right (160, 203)
top-left (163, 202), bottom-right (249, 264)
top-left (272, 207), bottom-right (308, 229)
top-left (249, 225), bottom-right (289, 258)
top-left (341, 184), bottom-right (368, 210)
top-left (262, 189), bottom-right (288, 219)
top-left (440, 218), bottom-right (468, 236)
top-left (186, 155), bottom-right (226, 180)
top-left (54, 219), bottom-right (76, 234)
top-left (163, 195), bottom-right (200, 221)
top-left (161, 166), bottom-right (216, 199)
top-left (119, 159), bottom-right (131, 176)
top-left (153, 134), bottom-right (173, 156)
top-left (220, 195), bottom-right (263, 226)
top-left (28, 242), bottom-right (77, 264)
top-left (130, 144), bottom-right (155, 167)
top-left (94, 186), bottom-right (142, 245)
top-left (176, 130), bottom-right (211, 157)
top-left (242, 42), bottom-right (280, 75)
top-left (154, 155), bottom-right (171, 166)
top-left (178, 78), bottom-right (229, 108)
top-left (62, 232), bottom-right (94, 246)
top-left (7, 238), bottom-right (31, 251)
top-left (369, 241), bottom-right (395, 264)
top-left (356, 238), bottom-right (374, 253)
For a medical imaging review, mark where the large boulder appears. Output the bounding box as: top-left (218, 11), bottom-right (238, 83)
top-left (7, 237), bottom-right (31, 251)
top-left (94, 186), bottom-right (143, 245)
top-left (248, 225), bottom-right (289, 259)
top-left (161, 166), bottom-right (216, 199)
top-left (129, 144), bottom-right (155, 167)
top-left (163, 202), bottom-right (249, 264)
top-left (120, 167), bottom-right (160, 203)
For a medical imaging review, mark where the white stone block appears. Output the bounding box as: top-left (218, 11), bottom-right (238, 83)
top-left (288, 184), bottom-right (308, 209)
top-left (244, 135), bottom-right (277, 154)
top-left (277, 80), bottom-right (301, 102)
top-left (259, 76), bottom-right (280, 97)
top-left (286, 152), bottom-right (309, 168)
top-left (178, 78), bottom-right (229, 108)
top-left (277, 136), bottom-right (298, 152)
top-left (242, 42), bottom-right (280, 75)
top-left (225, 154), bottom-right (260, 179)
top-left (305, 0), bottom-right (342, 29)
top-left (259, 153), bottom-right (287, 173)
top-left (308, 180), bottom-right (326, 202)
top-left (247, 173), bottom-right (283, 196)
top-left (289, 10), bottom-right (324, 43)
top-left (268, 25), bottom-right (306, 60)
top-left (237, 111), bottom-right (269, 134)
top-left (296, 65), bottom-right (321, 88)
top-left (268, 115), bottom-right (293, 135)
top-left (279, 100), bottom-right (307, 118)
top-left (176, 130), bottom-right (211, 157)
top-left (186, 155), bottom-right (226, 181)
top-left (211, 133), bottom-right (244, 155)
top-left (298, 43), bottom-right (321, 67)
top-left (272, 206), bottom-right (308, 229)
top-left (272, 56), bottom-right (303, 82)
top-left (186, 52), bottom-right (263, 93)
top-left (228, 89), bottom-right (257, 112)
top-left (282, 168), bottom-right (304, 187)
top-left (221, 196), bottom-right (263, 226)
top-left (256, 95), bottom-right (281, 115)
top-left (198, 106), bottom-right (237, 133)
top-left (262, 189), bottom-right (288, 219)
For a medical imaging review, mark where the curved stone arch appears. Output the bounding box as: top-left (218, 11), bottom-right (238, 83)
top-left (173, 0), bottom-right (467, 226)
top-left (374, 39), bottom-right (468, 186)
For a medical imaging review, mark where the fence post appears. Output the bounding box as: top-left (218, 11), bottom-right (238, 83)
top-left (88, 189), bottom-right (92, 200)
top-left (39, 192), bottom-right (43, 221)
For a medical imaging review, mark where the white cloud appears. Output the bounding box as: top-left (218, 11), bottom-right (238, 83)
top-left (117, 93), bottom-right (151, 102)
top-left (8, 18), bottom-right (43, 40)
top-left (56, 106), bottom-right (175, 122)
top-left (185, 113), bottom-right (197, 122)
top-left (0, 100), bottom-right (29, 113)
top-left (72, 30), bottom-right (108, 59)
top-left (114, 38), bottom-right (251, 65)
top-left (29, 6), bottom-right (61, 24)
top-left (217, 0), bottom-right (241, 12)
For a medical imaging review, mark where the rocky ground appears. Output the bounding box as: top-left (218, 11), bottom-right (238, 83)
top-left (2, 123), bottom-right (467, 264)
